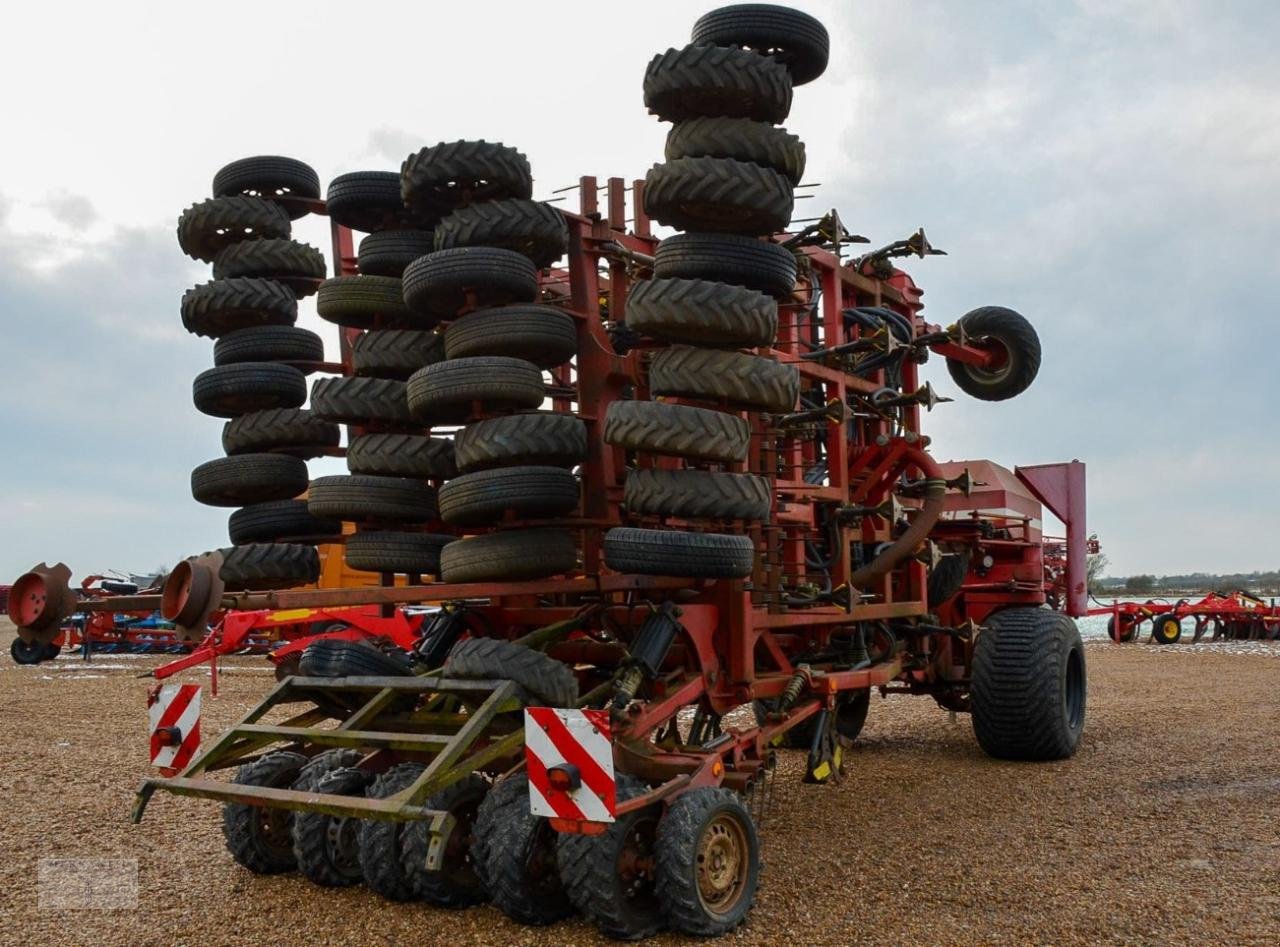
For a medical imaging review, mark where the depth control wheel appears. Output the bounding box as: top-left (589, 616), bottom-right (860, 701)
top-left (1151, 614), bottom-right (1182, 645)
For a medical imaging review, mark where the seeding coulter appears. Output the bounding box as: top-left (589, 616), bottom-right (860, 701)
top-left (7, 5), bottom-right (1090, 938)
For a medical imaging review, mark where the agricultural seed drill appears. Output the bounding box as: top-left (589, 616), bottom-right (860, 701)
top-left (7, 4), bottom-right (1088, 939)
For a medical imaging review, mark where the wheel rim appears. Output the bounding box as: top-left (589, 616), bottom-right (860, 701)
top-left (695, 811), bottom-right (751, 917)
top-left (1063, 646), bottom-right (1085, 730)
top-left (326, 816), bottom-right (362, 878)
top-left (615, 813), bottom-right (660, 909)
top-left (964, 337), bottom-right (1013, 384)
top-left (256, 808), bottom-right (292, 859)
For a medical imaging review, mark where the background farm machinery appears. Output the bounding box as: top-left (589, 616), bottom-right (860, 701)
top-left (1095, 589), bottom-right (1280, 644)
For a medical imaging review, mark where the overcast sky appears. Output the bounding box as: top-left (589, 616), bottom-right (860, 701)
top-left (1, 0), bottom-right (1276, 581)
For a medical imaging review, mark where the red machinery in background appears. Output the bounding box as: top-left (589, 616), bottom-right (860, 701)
top-left (1093, 590), bottom-right (1280, 644)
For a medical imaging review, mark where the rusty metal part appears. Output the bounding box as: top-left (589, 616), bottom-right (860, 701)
top-left (162, 552), bottom-right (226, 644)
top-left (8, 563), bottom-right (76, 645)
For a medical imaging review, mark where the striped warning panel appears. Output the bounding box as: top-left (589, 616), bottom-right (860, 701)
top-left (524, 707), bottom-right (615, 823)
top-left (147, 683), bottom-right (201, 776)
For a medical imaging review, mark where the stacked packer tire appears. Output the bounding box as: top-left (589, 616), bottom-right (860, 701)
top-left (177, 155), bottom-right (334, 590)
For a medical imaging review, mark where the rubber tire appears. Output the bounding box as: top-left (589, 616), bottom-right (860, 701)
top-left (325, 171), bottom-right (410, 233)
top-left (297, 638), bottom-right (414, 677)
top-left (603, 400), bottom-right (750, 463)
top-left (307, 475), bottom-right (438, 523)
top-left (347, 434), bottom-right (457, 479)
top-left (443, 305), bottom-right (577, 369)
top-left (359, 763), bottom-right (425, 901)
top-left (10, 638), bottom-right (45, 665)
top-left (292, 754), bottom-right (370, 887)
top-left (358, 230), bottom-right (436, 277)
top-left (222, 751), bottom-right (308, 874)
top-left (221, 409), bottom-right (340, 458)
top-left (454, 413), bottom-right (587, 472)
top-left (434, 198), bottom-right (568, 269)
top-left (192, 363), bottom-right (306, 418)
top-left (177, 195), bottom-right (291, 262)
top-left (181, 278), bottom-right (298, 338)
top-left (654, 232), bottom-right (796, 299)
top-left (971, 608), bottom-right (1086, 761)
top-left (213, 155), bottom-right (320, 217)
top-left (945, 307), bottom-right (1041, 402)
top-left (218, 543), bottom-right (320, 590)
top-left (191, 454), bottom-right (308, 507)
top-left (401, 774), bottom-right (491, 907)
top-left (352, 329), bottom-right (445, 379)
top-left (665, 117), bottom-right (805, 185)
top-left (316, 275), bottom-right (417, 329)
top-left (212, 239), bottom-right (327, 296)
top-left (228, 499), bottom-right (340, 545)
top-left (644, 156), bottom-right (794, 236)
top-left (401, 140), bottom-right (533, 216)
top-left (624, 469), bottom-right (770, 520)
top-left (406, 356), bottom-right (544, 424)
top-left (344, 532), bottom-right (453, 575)
top-left (650, 346), bottom-right (799, 413)
top-left (691, 3), bottom-right (831, 86)
top-left (309, 376), bottom-right (413, 427)
top-left (402, 247), bottom-right (539, 320)
top-left (654, 787), bottom-right (760, 936)
top-left (643, 44), bottom-right (792, 123)
top-left (443, 636), bottom-right (580, 707)
top-left (626, 278), bottom-right (777, 347)
top-left (927, 551), bottom-right (971, 609)
top-left (439, 530), bottom-right (577, 584)
top-left (1107, 616), bottom-right (1137, 644)
top-left (213, 326), bottom-right (324, 369)
top-left (438, 466), bottom-right (579, 526)
top-left (1151, 614), bottom-right (1182, 645)
top-left (603, 528), bottom-right (753, 579)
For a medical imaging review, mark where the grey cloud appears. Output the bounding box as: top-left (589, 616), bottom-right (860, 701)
top-left (44, 192), bottom-right (98, 229)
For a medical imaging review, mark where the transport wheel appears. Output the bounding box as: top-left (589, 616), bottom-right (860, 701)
top-left (971, 607), bottom-right (1086, 760)
top-left (402, 247), bottom-right (539, 320)
top-left (434, 198), bottom-right (569, 269)
top-left (307, 475), bottom-right (438, 523)
top-left (649, 346), bottom-right (799, 414)
top-left (228, 499), bottom-right (340, 546)
top-left (357, 229), bottom-right (436, 277)
top-left (10, 638), bottom-right (46, 665)
top-left (644, 156), bottom-right (794, 235)
top-left (438, 529), bottom-right (578, 585)
top-left (192, 363), bottom-right (306, 418)
top-left (438, 466), bottom-right (579, 526)
top-left (690, 3), bottom-right (831, 86)
top-left (626, 277), bottom-right (777, 348)
top-left (603, 528), bottom-right (754, 579)
top-left (297, 639), bottom-right (414, 678)
top-left (212, 239), bottom-right (327, 296)
top-left (352, 329), bottom-right (445, 379)
top-left (344, 532), bottom-right (453, 575)
top-left (222, 750), bottom-right (309, 874)
top-left (643, 44), bottom-right (792, 123)
top-left (472, 773), bottom-right (573, 925)
top-left (443, 305), bottom-right (578, 368)
top-left (603, 401), bottom-right (751, 463)
top-left (347, 434), bottom-right (457, 479)
top-left (1106, 615), bottom-right (1137, 643)
top-left (221, 408), bottom-right (339, 458)
top-left (359, 763), bottom-right (426, 901)
top-left (316, 275), bottom-right (417, 329)
top-left (291, 750), bottom-right (368, 887)
top-left (443, 637), bottom-right (579, 707)
top-left (42, 643), bottom-right (63, 660)
top-left (454, 413), bottom-right (587, 472)
top-left (177, 195), bottom-right (290, 262)
top-left (218, 543), bottom-right (320, 590)
top-left (309, 376), bottom-right (413, 427)
top-left (406, 356), bottom-right (544, 423)
top-left (624, 469), bottom-right (770, 520)
top-left (402, 774), bottom-right (491, 907)
top-left (401, 140), bottom-right (533, 216)
top-left (212, 155), bottom-right (320, 218)
top-left (325, 171), bottom-right (412, 232)
top-left (1150, 614), bottom-right (1182, 645)
top-left (654, 231), bottom-right (796, 299)
top-left (945, 307), bottom-right (1041, 402)
top-left (213, 325), bottom-right (324, 369)
top-left (558, 775), bottom-right (664, 940)
top-left (665, 116), bottom-right (805, 185)
top-left (191, 454), bottom-right (309, 507)
top-left (655, 787), bottom-right (760, 936)
top-left (927, 551), bottom-right (971, 609)
top-left (180, 277), bottom-right (298, 338)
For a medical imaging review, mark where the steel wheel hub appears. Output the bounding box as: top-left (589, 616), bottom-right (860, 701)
top-left (697, 815), bottom-right (747, 912)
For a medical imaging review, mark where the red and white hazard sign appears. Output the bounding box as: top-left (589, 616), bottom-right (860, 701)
top-left (148, 683), bottom-right (201, 776)
top-left (524, 707), bottom-right (615, 823)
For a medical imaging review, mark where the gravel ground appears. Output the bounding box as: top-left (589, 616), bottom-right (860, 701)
top-left (2, 619), bottom-right (1277, 946)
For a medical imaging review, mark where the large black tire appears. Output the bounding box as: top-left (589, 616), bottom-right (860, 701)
top-left (603, 400), bottom-right (750, 463)
top-left (454, 413), bottom-right (587, 472)
top-left (191, 454), bottom-right (308, 507)
top-left (309, 376), bottom-right (413, 427)
top-left (221, 751), bottom-right (308, 874)
top-left (177, 196), bottom-right (291, 262)
top-left (212, 239), bottom-right (327, 296)
top-left (438, 466), bottom-right (579, 526)
top-left (1107, 615), bottom-right (1137, 644)
top-left (347, 434), bottom-right (457, 479)
top-left (325, 171), bottom-right (412, 232)
top-left (357, 229), bottom-right (436, 277)
top-left (406, 356), bottom-right (544, 423)
top-left (292, 753), bottom-right (370, 887)
top-left (1151, 614), bottom-right (1182, 645)
top-left (352, 329), bottom-right (445, 379)
top-left (10, 638), bottom-right (46, 665)
top-left (654, 786), bottom-right (760, 936)
top-left (472, 773), bottom-right (573, 926)
top-left (181, 278), bottom-right (298, 338)
top-left (316, 275), bottom-right (417, 329)
top-left (665, 117), bottom-right (805, 184)
top-left (359, 763), bottom-right (425, 901)
top-left (218, 543), bottom-right (320, 590)
top-left (927, 551), bottom-right (971, 609)
top-left (650, 346), bottom-right (798, 413)
top-left (644, 156), bottom-right (793, 236)
top-left (653, 232), bottom-right (796, 299)
top-left (401, 774), bottom-right (491, 908)
top-left (626, 278), bottom-right (777, 347)
top-left (228, 499), bottom-right (340, 545)
top-left (213, 326), bottom-right (324, 369)
top-left (439, 530), bottom-right (577, 584)
top-left (192, 363), bottom-right (306, 418)
top-left (307, 475), bottom-right (437, 523)
top-left (443, 306), bottom-right (577, 368)
top-left (624, 469), bottom-right (770, 520)
top-left (434, 199), bottom-right (568, 269)
top-left (401, 140), bottom-right (533, 216)
top-left (644, 44), bottom-right (792, 123)
top-left (402, 247), bottom-right (539, 320)
top-left (297, 638), bottom-right (414, 677)
top-left (213, 155), bottom-right (320, 218)
top-left (344, 532), bottom-right (453, 575)
top-left (558, 775), bottom-right (664, 940)
top-left (444, 638), bottom-right (579, 706)
top-left (690, 3), bottom-right (831, 86)
top-left (971, 608), bottom-right (1086, 761)
top-left (603, 528), bottom-right (754, 579)
top-left (945, 307), bottom-right (1041, 402)
top-left (221, 409), bottom-right (340, 457)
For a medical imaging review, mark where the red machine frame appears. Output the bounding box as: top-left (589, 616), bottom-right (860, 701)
top-left (1092, 589), bottom-right (1280, 643)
